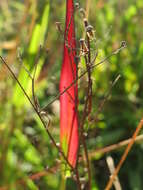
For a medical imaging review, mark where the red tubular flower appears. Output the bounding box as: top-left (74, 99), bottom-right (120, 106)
top-left (60, 0), bottom-right (78, 167)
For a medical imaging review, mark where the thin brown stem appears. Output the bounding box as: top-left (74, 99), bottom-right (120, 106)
top-left (0, 164), bottom-right (59, 190)
top-left (90, 74), bottom-right (121, 123)
top-left (1, 133), bottom-right (143, 190)
top-left (75, 167), bottom-right (82, 190)
top-left (77, 54), bottom-right (92, 190)
top-left (0, 55), bottom-right (74, 172)
top-left (42, 45), bottom-right (125, 111)
top-left (106, 156), bottom-right (122, 190)
top-left (85, 0), bottom-right (91, 19)
top-left (79, 33), bottom-right (92, 189)
top-left (32, 47), bottom-right (42, 110)
top-left (105, 118), bottom-right (143, 190)
top-left (88, 134), bottom-right (143, 158)
top-left (86, 32), bottom-right (92, 117)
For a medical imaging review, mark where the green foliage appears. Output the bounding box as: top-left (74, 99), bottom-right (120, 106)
top-left (0, 0), bottom-right (143, 189)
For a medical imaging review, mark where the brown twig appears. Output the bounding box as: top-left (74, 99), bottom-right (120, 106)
top-left (90, 74), bottom-right (121, 123)
top-left (85, 0), bottom-right (91, 19)
top-left (0, 43), bottom-right (126, 190)
top-left (105, 118), bottom-right (143, 190)
top-left (0, 165), bottom-right (58, 190)
top-left (0, 55), bottom-right (74, 172)
top-left (2, 130), bottom-right (142, 190)
top-left (32, 46), bottom-right (43, 111)
top-left (78, 88), bottom-right (91, 189)
top-left (88, 134), bottom-right (143, 159)
top-left (86, 32), bottom-right (93, 118)
top-left (78, 28), bottom-right (93, 190)
top-left (42, 45), bottom-right (125, 111)
top-left (106, 156), bottom-right (122, 190)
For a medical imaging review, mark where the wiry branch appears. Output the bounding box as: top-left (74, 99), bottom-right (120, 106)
top-left (106, 156), bottom-right (122, 190)
top-left (0, 55), bottom-right (74, 172)
top-left (0, 164), bottom-right (59, 190)
top-left (105, 118), bottom-right (143, 190)
top-left (32, 46), bottom-right (43, 111)
top-left (88, 134), bottom-right (143, 158)
top-left (90, 74), bottom-right (121, 123)
top-left (42, 44), bottom-right (126, 111)
top-left (0, 39), bottom-right (126, 190)
top-left (78, 25), bottom-right (93, 190)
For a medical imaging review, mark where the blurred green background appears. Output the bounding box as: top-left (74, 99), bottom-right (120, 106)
top-left (0, 0), bottom-right (143, 189)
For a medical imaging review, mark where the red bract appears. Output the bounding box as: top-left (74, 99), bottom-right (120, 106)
top-left (60, 0), bottom-right (78, 167)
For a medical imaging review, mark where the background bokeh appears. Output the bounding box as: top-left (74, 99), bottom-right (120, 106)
top-left (0, 0), bottom-right (143, 189)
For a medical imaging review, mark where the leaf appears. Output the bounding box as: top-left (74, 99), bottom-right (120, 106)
top-left (60, 0), bottom-right (78, 167)
top-left (13, 3), bottom-right (50, 107)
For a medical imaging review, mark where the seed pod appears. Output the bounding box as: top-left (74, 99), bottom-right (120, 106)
top-left (83, 18), bottom-right (88, 27)
top-left (86, 25), bottom-right (94, 39)
top-left (79, 38), bottom-right (89, 55)
top-left (75, 2), bottom-right (80, 9)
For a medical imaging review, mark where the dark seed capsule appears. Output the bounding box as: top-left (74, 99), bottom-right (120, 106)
top-left (83, 18), bottom-right (88, 27)
top-left (86, 25), bottom-right (93, 32)
top-left (120, 41), bottom-right (127, 48)
top-left (86, 25), bottom-right (94, 39)
top-left (75, 2), bottom-right (80, 9)
top-left (79, 38), bottom-right (89, 55)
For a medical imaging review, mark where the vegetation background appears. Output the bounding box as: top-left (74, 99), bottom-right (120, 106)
top-left (0, 0), bottom-right (143, 189)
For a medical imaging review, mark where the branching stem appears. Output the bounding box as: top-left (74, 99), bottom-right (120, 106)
top-left (0, 55), bottom-right (74, 172)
